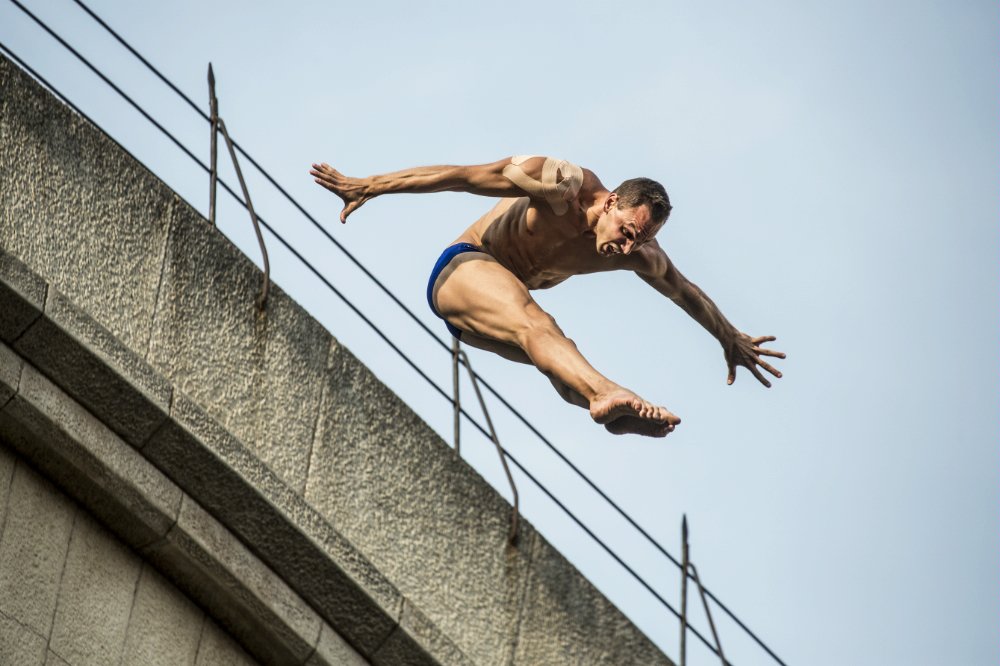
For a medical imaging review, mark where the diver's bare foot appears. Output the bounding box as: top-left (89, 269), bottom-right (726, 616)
top-left (604, 415), bottom-right (676, 438)
top-left (589, 389), bottom-right (680, 437)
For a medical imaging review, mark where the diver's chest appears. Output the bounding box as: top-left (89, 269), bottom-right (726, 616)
top-left (520, 239), bottom-right (603, 289)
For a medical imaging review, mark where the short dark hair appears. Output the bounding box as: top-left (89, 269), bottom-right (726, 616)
top-left (613, 177), bottom-right (672, 224)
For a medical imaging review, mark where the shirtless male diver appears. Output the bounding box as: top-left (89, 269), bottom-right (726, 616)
top-left (310, 156), bottom-right (784, 438)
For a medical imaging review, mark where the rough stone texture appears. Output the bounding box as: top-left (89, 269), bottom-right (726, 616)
top-left (145, 494), bottom-right (321, 666)
top-left (0, 361), bottom-right (182, 549)
top-left (14, 286), bottom-right (171, 447)
top-left (0, 249), bottom-right (46, 343)
top-left (0, 442), bottom-right (15, 538)
top-left (196, 620), bottom-right (259, 666)
top-left (0, 340), bottom-right (21, 410)
top-left (306, 344), bottom-right (532, 664)
top-left (0, 438), bottom-right (267, 666)
top-left (307, 622), bottom-right (370, 666)
top-left (0, 608), bottom-right (48, 666)
top-left (0, 57), bottom-right (172, 355)
top-left (49, 514), bottom-right (143, 666)
top-left (0, 462), bottom-right (76, 637)
top-left (371, 599), bottom-right (474, 666)
top-left (144, 389), bottom-right (401, 657)
top-left (121, 565), bottom-right (205, 666)
top-left (514, 535), bottom-right (674, 666)
top-left (147, 202), bottom-right (329, 493)
top-left (45, 650), bottom-right (73, 666)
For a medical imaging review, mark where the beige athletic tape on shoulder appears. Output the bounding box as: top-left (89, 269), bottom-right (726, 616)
top-left (503, 155), bottom-right (584, 215)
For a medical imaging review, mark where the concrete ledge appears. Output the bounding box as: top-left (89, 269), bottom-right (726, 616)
top-left (0, 340), bottom-right (365, 666)
top-left (308, 623), bottom-right (368, 666)
top-left (145, 494), bottom-right (322, 665)
top-left (0, 341), bottom-right (22, 409)
top-left (13, 280), bottom-right (171, 447)
top-left (0, 251), bottom-right (44, 344)
top-left (0, 266), bottom-right (466, 664)
top-left (0, 51), bottom-right (173, 356)
top-left (143, 389), bottom-right (456, 660)
top-left (0, 355), bottom-right (180, 550)
top-left (371, 599), bottom-right (474, 666)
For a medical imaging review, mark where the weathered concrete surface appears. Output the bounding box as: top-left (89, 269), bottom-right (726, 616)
top-left (45, 650), bottom-right (73, 666)
top-left (0, 461), bottom-right (76, 638)
top-left (515, 537), bottom-right (673, 665)
top-left (307, 344), bottom-right (531, 665)
top-left (147, 204), bottom-right (330, 493)
top-left (49, 515), bottom-right (143, 666)
top-left (144, 389), bottom-right (403, 657)
top-left (0, 53), bottom-right (172, 355)
top-left (307, 623), bottom-right (370, 666)
top-left (145, 493), bottom-right (322, 665)
top-left (0, 356), bottom-right (182, 549)
top-left (0, 607), bottom-right (47, 666)
top-left (121, 565), bottom-right (205, 666)
top-left (0, 340), bottom-right (367, 665)
top-left (0, 339), bottom-right (22, 409)
top-left (0, 250), bottom-right (45, 343)
top-left (0, 436), bottom-right (349, 666)
top-left (0, 442), bottom-right (15, 534)
top-left (195, 620), bottom-right (259, 666)
top-left (14, 286), bottom-right (172, 447)
top-left (0, 50), bottom-right (675, 666)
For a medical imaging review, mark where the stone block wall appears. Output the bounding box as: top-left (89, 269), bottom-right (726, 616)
top-left (0, 442), bottom-right (258, 666)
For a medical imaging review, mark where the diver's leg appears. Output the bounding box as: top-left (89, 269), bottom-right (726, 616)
top-left (432, 252), bottom-right (680, 437)
top-left (458, 330), bottom-right (590, 408)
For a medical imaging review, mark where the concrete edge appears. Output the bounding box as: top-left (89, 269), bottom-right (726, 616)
top-left (8, 259), bottom-right (171, 448)
top-left (0, 263), bottom-right (470, 666)
top-left (0, 343), bottom-right (329, 665)
top-left (0, 250), bottom-right (45, 344)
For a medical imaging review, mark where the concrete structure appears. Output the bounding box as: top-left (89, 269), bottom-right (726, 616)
top-left (0, 53), bottom-right (674, 665)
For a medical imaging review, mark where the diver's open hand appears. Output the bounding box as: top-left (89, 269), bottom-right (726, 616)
top-left (724, 333), bottom-right (785, 388)
top-left (310, 163), bottom-right (371, 223)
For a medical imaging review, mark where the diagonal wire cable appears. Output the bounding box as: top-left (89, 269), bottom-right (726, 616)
top-left (2, 4), bottom-right (789, 663)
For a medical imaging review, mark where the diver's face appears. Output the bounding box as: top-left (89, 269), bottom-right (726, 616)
top-left (595, 197), bottom-right (657, 257)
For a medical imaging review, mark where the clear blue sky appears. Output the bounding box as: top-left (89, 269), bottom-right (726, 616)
top-left (3, 1), bottom-right (996, 663)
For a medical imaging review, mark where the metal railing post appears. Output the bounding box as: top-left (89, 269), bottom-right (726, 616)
top-left (452, 338), bottom-right (461, 456)
top-left (680, 514), bottom-right (689, 666)
top-left (457, 350), bottom-right (519, 545)
top-left (680, 515), bottom-right (728, 666)
top-left (208, 63), bottom-right (218, 227)
top-left (206, 64), bottom-right (270, 312)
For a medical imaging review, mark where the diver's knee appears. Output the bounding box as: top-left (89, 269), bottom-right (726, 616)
top-left (514, 306), bottom-right (564, 348)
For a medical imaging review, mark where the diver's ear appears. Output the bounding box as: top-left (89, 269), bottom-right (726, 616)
top-left (603, 192), bottom-right (618, 212)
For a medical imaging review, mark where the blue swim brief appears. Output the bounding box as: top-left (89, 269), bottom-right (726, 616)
top-left (426, 242), bottom-right (482, 339)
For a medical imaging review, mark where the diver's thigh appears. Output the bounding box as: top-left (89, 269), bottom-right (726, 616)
top-left (433, 253), bottom-right (536, 344)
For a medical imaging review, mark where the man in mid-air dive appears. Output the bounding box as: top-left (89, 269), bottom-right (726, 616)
top-left (310, 156), bottom-right (784, 438)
